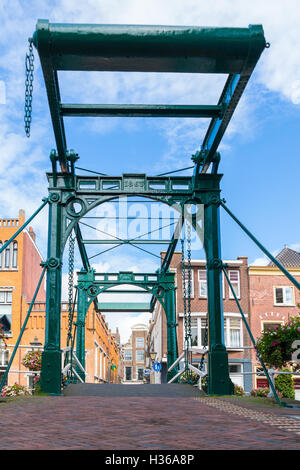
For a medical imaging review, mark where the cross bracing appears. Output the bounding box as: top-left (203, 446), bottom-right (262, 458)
top-left (3, 20), bottom-right (292, 397)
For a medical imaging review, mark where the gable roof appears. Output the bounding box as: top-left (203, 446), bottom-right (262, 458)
top-left (268, 247), bottom-right (300, 268)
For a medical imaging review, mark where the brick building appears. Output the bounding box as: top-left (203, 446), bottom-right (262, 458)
top-left (120, 324), bottom-right (148, 383)
top-left (148, 252), bottom-right (253, 391)
top-left (0, 210), bottom-right (120, 389)
top-left (249, 246), bottom-right (300, 392)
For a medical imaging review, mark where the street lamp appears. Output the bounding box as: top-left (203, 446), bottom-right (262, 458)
top-left (150, 351), bottom-right (157, 362)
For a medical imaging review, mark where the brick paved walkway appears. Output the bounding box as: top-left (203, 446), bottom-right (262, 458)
top-left (1, 386), bottom-right (300, 449)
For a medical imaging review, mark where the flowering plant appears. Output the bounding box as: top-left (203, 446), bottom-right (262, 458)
top-left (0, 323), bottom-right (7, 346)
top-left (250, 387), bottom-right (283, 399)
top-left (234, 384), bottom-right (245, 396)
top-left (256, 316), bottom-right (300, 370)
top-left (22, 351), bottom-right (42, 371)
top-left (1, 383), bottom-right (31, 397)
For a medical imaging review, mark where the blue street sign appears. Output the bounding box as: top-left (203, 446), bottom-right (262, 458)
top-left (144, 369), bottom-right (151, 376)
top-left (153, 361), bottom-right (162, 372)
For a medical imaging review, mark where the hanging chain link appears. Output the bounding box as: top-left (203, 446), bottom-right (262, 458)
top-left (181, 220), bottom-right (193, 377)
top-left (24, 38), bottom-right (34, 137)
top-left (67, 232), bottom-right (75, 345)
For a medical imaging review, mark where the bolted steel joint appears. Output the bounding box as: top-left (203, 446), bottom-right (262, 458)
top-left (207, 258), bottom-right (224, 271)
top-left (49, 192), bottom-right (60, 203)
top-left (206, 193), bottom-right (221, 207)
top-left (41, 257), bottom-right (61, 269)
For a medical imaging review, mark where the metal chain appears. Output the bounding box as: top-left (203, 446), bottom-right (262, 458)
top-left (24, 38), bottom-right (34, 137)
top-left (181, 221), bottom-right (193, 377)
top-left (67, 233), bottom-right (75, 345)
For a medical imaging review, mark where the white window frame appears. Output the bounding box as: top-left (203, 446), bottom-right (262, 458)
top-left (274, 286), bottom-right (295, 306)
top-left (136, 336), bottom-right (144, 348)
top-left (136, 350), bottom-right (144, 362)
top-left (224, 317), bottom-right (243, 349)
top-left (0, 348), bottom-right (9, 366)
top-left (228, 270), bottom-right (240, 299)
top-left (124, 349), bottom-right (132, 361)
top-left (198, 269), bottom-right (207, 298)
top-left (183, 317), bottom-right (208, 349)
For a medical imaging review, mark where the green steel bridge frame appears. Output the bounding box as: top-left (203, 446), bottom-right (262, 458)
top-left (3, 20), bottom-right (283, 396)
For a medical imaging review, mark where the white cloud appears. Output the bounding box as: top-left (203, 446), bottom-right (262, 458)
top-left (1, 0), bottom-right (300, 336)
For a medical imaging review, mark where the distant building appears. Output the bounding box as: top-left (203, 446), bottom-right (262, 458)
top-left (0, 210), bottom-right (120, 389)
top-left (249, 246), bottom-right (300, 393)
top-left (148, 252), bottom-right (253, 391)
top-left (120, 324), bottom-right (148, 383)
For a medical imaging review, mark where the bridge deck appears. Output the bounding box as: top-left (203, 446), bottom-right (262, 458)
top-left (63, 383), bottom-right (204, 398)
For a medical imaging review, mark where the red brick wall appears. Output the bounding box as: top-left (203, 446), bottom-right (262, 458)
top-left (249, 267), bottom-right (300, 385)
top-left (22, 230), bottom-right (45, 302)
top-left (160, 253), bottom-right (251, 362)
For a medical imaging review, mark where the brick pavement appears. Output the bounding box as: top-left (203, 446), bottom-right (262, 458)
top-left (1, 389), bottom-right (300, 450)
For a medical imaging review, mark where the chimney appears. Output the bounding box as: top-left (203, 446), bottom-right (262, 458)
top-left (19, 209), bottom-right (25, 224)
top-left (29, 226), bottom-right (36, 242)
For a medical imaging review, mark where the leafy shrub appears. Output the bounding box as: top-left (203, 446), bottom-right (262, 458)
top-left (234, 384), bottom-right (245, 396)
top-left (250, 387), bottom-right (270, 397)
top-left (275, 370), bottom-right (295, 399)
top-left (256, 316), bottom-right (300, 370)
top-left (179, 371), bottom-right (199, 385)
top-left (1, 383), bottom-right (30, 397)
top-left (22, 351), bottom-right (42, 371)
top-left (250, 387), bottom-right (283, 399)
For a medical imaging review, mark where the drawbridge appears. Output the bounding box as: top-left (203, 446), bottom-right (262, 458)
top-left (1, 20), bottom-right (299, 402)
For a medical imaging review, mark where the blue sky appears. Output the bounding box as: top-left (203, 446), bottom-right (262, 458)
top-left (0, 0), bottom-right (299, 341)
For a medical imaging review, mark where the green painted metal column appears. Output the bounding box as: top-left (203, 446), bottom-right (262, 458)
top-left (75, 286), bottom-right (88, 382)
top-left (164, 273), bottom-right (178, 381)
top-left (40, 192), bottom-right (64, 395)
top-left (204, 197), bottom-right (234, 395)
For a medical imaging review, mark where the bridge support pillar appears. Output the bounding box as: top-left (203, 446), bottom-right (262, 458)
top-left (40, 193), bottom-right (63, 395)
top-left (204, 199), bottom-right (234, 395)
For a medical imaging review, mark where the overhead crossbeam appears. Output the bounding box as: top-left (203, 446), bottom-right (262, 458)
top-left (60, 104), bottom-right (223, 118)
top-left (33, 20), bottom-right (267, 173)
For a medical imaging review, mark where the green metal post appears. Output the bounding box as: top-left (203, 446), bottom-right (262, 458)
top-left (40, 193), bottom-right (64, 395)
top-left (164, 274), bottom-right (178, 381)
top-left (75, 286), bottom-right (87, 382)
top-left (204, 200), bottom-right (234, 395)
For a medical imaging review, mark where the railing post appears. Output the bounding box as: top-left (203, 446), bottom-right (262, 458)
top-left (75, 287), bottom-right (88, 382)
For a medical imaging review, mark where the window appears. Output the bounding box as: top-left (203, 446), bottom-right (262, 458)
top-left (274, 286), bottom-right (294, 306)
top-left (4, 243), bottom-right (10, 268)
top-left (184, 317), bottom-right (208, 348)
top-left (0, 348), bottom-right (9, 366)
top-left (183, 268), bottom-right (194, 297)
top-left (12, 242), bottom-right (18, 268)
top-left (0, 242), bottom-right (2, 268)
top-left (137, 368), bottom-right (144, 381)
top-left (124, 350), bottom-right (132, 361)
top-left (0, 290), bottom-right (12, 332)
top-left (228, 270), bottom-right (240, 299)
top-left (224, 317), bottom-right (242, 348)
top-left (136, 337), bottom-right (144, 348)
top-left (125, 366), bottom-right (132, 381)
top-left (190, 318), bottom-right (198, 346)
top-left (136, 350), bottom-right (144, 362)
top-left (198, 270), bottom-right (207, 298)
top-left (263, 322), bottom-right (281, 332)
